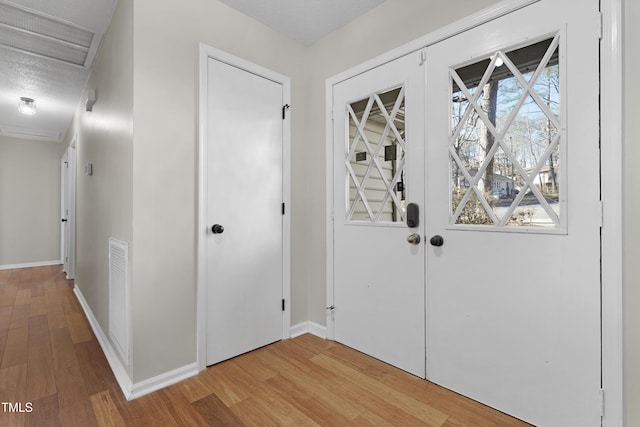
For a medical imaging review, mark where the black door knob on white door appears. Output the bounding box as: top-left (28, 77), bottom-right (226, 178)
top-left (430, 235), bottom-right (444, 247)
top-left (211, 224), bottom-right (224, 234)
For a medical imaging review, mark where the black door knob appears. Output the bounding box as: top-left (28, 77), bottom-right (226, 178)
top-left (429, 235), bottom-right (444, 247)
top-left (211, 224), bottom-right (224, 234)
top-left (61, 218), bottom-right (68, 223)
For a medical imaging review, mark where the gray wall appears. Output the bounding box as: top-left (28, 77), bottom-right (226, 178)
top-left (68, 0), bottom-right (134, 375)
top-left (130, 0), bottom-right (309, 382)
top-left (0, 136), bottom-right (65, 267)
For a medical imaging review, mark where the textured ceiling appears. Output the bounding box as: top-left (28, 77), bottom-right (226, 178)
top-left (0, 0), bottom-right (116, 143)
top-left (220, 0), bottom-right (386, 46)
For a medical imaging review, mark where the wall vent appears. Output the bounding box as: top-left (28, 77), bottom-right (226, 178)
top-left (109, 238), bottom-right (130, 365)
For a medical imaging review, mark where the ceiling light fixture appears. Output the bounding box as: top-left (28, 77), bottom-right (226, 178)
top-left (18, 97), bottom-right (36, 115)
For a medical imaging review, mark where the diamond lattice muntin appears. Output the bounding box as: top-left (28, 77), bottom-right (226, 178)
top-left (346, 87), bottom-right (406, 223)
top-left (450, 36), bottom-right (562, 229)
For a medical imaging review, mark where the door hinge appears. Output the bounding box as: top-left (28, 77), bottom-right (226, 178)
top-left (282, 202), bottom-right (285, 215)
top-left (418, 50), bottom-right (426, 66)
top-left (599, 388), bottom-right (605, 417)
top-left (282, 104), bottom-right (290, 120)
top-left (282, 299), bottom-right (286, 311)
top-left (598, 200), bottom-right (604, 228)
top-left (597, 11), bottom-right (603, 40)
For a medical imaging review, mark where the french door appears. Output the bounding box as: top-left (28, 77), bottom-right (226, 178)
top-left (331, 52), bottom-right (426, 377)
top-left (425, 1), bottom-right (600, 425)
top-left (331, 1), bottom-right (601, 425)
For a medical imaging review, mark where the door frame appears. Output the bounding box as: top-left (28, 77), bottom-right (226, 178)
top-left (196, 44), bottom-right (291, 372)
top-left (60, 137), bottom-right (77, 279)
top-left (325, 0), bottom-right (623, 424)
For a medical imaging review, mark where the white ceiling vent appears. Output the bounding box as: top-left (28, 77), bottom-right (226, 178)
top-left (0, 2), bottom-right (98, 67)
top-left (0, 124), bottom-right (61, 142)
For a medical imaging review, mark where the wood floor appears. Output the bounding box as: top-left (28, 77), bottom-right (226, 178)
top-left (0, 265), bottom-right (531, 426)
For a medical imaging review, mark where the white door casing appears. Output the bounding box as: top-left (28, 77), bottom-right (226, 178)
top-left (61, 140), bottom-right (77, 279)
top-left (331, 52), bottom-right (426, 377)
top-left (61, 149), bottom-right (69, 269)
top-left (197, 46), bottom-right (291, 368)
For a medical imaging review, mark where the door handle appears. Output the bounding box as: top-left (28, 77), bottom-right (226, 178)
top-left (430, 235), bottom-right (444, 247)
top-left (407, 233), bottom-right (421, 245)
top-left (61, 218), bottom-right (68, 223)
top-left (211, 224), bottom-right (224, 234)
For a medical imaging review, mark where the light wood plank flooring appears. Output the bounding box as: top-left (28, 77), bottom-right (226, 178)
top-left (0, 265), bottom-right (531, 426)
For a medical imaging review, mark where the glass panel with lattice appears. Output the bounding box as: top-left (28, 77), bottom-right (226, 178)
top-left (449, 35), bottom-right (561, 229)
top-left (347, 87), bottom-right (406, 223)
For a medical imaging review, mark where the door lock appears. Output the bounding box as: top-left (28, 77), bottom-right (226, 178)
top-left (407, 233), bottom-right (421, 245)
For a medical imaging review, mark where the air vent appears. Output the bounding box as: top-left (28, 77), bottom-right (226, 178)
top-left (0, 2), bottom-right (95, 67)
top-left (109, 238), bottom-right (130, 364)
top-left (0, 125), bottom-right (61, 142)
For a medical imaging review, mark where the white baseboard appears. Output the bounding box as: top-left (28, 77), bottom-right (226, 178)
top-left (73, 284), bottom-right (133, 398)
top-left (0, 260), bottom-right (61, 271)
top-left (290, 321), bottom-right (327, 339)
top-left (129, 362), bottom-right (198, 400)
top-left (73, 283), bottom-right (198, 401)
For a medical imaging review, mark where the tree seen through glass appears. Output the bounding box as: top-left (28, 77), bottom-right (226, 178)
top-left (450, 36), bottom-right (561, 228)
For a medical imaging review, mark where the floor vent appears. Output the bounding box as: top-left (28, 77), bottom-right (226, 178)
top-left (109, 238), bottom-right (130, 364)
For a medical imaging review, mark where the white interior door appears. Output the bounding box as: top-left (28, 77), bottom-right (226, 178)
top-left (425, 1), bottom-right (601, 425)
top-left (61, 149), bottom-right (69, 271)
top-left (61, 144), bottom-right (76, 279)
top-left (331, 52), bottom-right (426, 377)
top-left (206, 57), bottom-right (284, 366)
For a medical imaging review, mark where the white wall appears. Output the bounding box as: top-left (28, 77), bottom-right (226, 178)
top-left (625, 1), bottom-right (639, 424)
top-left (0, 136), bottom-right (65, 267)
top-left (68, 0), bottom-right (133, 376)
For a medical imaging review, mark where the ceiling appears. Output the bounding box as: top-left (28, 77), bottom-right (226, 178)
top-left (0, 0), bottom-right (384, 144)
top-left (0, 0), bottom-right (116, 143)
top-left (220, 0), bottom-right (385, 46)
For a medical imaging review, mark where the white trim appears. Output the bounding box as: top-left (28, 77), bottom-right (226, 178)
top-left (0, 260), bottom-right (61, 271)
top-left (326, 0), bottom-right (624, 423)
top-left (60, 149), bottom-right (67, 265)
top-left (290, 321), bottom-right (328, 339)
top-left (68, 138), bottom-right (77, 280)
top-left (197, 43), bottom-right (292, 371)
top-left (61, 137), bottom-right (77, 280)
top-left (600, 0), bottom-right (624, 425)
top-left (73, 283), bottom-right (133, 399)
top-left (289, 322), bottom-right (309, 338)
top-left (326, 0), bottom-right (540, 88)
top-left (129, 363), bottom-right (198, 401)
top-left (75, 283), bottom-right (198, 401)
top-left (325, 77), bottom-right (335, 341)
